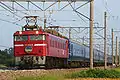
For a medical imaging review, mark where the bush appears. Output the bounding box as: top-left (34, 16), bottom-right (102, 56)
top-left (65, 69), bottom-right (120, 78)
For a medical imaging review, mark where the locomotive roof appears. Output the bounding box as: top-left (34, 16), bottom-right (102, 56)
top-left (14, 30), bottom-right (68, 40)
top-left (14, 30), bottom-right (47, 35)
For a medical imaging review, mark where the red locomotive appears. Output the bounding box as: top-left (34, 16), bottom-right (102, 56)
top-left (14, 16), bottom-right (112, 69)
top-left (14, 16), bottom-right (68, 68)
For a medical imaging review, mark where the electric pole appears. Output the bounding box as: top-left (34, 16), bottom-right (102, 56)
top-left (116, 36), bottom-right (118, 66)
top-left (90, 0), bottom-right (94, 69)
top-left (69, 28), bottom-right (71, 39)
top-left (118, 42), bottom-right (120, 65)
top-left (104, 12), bottom-right (107, 69)
top-left (44, 19), bottom-right (46, 29)
top-left (112, 29), bottom-right (114, 66)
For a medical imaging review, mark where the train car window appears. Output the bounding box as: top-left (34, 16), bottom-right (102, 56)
top-left (63, 43), bottom-right (65, 49)
top-left (30, 35), bottom-right (46, 40)
top-left (61, 43), bottom-right (63, 49)
top-left (55, 41), bottom-right (57, 48)
top-left (62, 43), bottom-right (63, 49)
top-left (52, 40), bottom-right (54, 47)
top-left (51, 39), bottom-right (53, 47)
top-left (58, 42), bottom-right (60, 48)
top-left (56, 42), bottom-right (57, 48)
top-left (53, 40), bottom-right (54, 47)
top-left (50, 39), bottom-right (52, 46)
top-left (61, 42), bottom-right (63, 49)
top-left (54, 40), bottom-right (55, 47)
top-left (60, 42), bottom-right (62, 49)
top-left (59, 42), bottom-right (61, 48)
top-left (14, 35), bottom-right (28, 41)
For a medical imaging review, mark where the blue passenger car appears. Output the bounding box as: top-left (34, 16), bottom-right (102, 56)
top-left (68, 40), bottom-right (89, 62)
top-left (107, 54), bottom-right (112, 64)
top-left (68, 40), bottom-right (111, 67)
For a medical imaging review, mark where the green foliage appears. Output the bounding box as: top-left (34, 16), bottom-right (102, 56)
top-left (0, 48), bottom-right (14, 67)
top-left (114, 67), bottom-right (120, 72)
top-left (65, 69), bottom-right (120, 78)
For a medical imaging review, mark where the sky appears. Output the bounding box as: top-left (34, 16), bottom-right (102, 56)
top-left (0, 0), bottom-right (120, 50)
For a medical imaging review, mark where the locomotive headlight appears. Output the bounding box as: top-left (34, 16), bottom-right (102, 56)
top-left (25, 46), bottom-right (33, 53)
top-left (36, 31), bottom-right (39, 34)
top-left (19, 31), bottom-right (22, 34)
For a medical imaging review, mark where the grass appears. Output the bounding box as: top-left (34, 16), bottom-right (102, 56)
top-left (114, 66), bottom-right (120, 72)
top-left (0, 64), bottom-right (7, 68)
top-left (17, 75), bottom-right (63, 80)
top-left (65, 69), bottom-right (120, 78)
top-left (16, 67), bottom-right (120, 80)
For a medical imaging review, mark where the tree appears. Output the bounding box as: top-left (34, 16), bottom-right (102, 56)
top-left (0, 47), bottom-right (14, 67)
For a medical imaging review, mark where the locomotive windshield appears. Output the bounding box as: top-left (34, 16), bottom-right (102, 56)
top-left (14, 35), bottom-right (28, 41)
top-left (30, 35), bottom-right (46, 40)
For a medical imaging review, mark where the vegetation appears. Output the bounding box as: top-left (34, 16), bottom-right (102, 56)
top-left (15, 68), bottom-right (120, 80)
top-left (65, 69), bottom-right (120, 78)
top-left (17, 76), bottom-right (60, 80)
top-left (16, 72), bottom-right (64, 80)
top-left (0, 48), bottom-right (14, 67)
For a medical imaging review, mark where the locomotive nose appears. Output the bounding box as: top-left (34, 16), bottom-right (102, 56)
top-left (25, 46), bottom-right (32, 53)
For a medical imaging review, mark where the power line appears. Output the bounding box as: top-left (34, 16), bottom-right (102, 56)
top-left (0, 18), bottom-right (22, 26)
top-left (102, 0), bottom-right (112, 16)
top-left (0, 3), bottom-right (22, 18)
top-left (67, 0), bottom-right (89, 24)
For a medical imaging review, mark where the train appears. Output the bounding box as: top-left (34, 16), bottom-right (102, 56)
top-left (13, 16), bottom-right (112, 68)
top-left (13, 27), bottom-right (112, 69)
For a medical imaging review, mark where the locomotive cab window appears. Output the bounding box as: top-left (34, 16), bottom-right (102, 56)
top-left (30, 35), bottom-right (46, 40)
top-left (14, 35), bottom-right (28, 41)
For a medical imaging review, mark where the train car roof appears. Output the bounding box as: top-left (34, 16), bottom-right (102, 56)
top-left (69, 39), bottom-right (105, 53)
top-left (48, 33), bottom-right (68, 41)
top-left (69, 39), bottom-right (89, 48)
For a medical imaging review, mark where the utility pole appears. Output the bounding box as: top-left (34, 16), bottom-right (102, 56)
top-left (117, 39), bottom-right (120, 65)
top-left (104, 12), bottom-right (107, 69)
top-left (116, 36), bottom-right (118, 66)
top-left (44, 18), bottom-right (46, 29)
top-left (119, 42), bottom-right (120, 65)
top-left (69, 28), bottom-right (71, 39)
top-left (90, 0), bottom-right (94, 69)
top-left (112, 29), bottom-right (114, 66)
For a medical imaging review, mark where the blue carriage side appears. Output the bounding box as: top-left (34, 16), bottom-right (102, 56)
top-left (68, 40), bottom-right (111, 67)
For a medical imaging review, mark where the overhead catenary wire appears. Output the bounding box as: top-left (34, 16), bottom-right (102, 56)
top-left (0, 18), bottom-right (22, 26)
top-left (0, 1), bottom-right (29, 16)
top-left (67, 0), bottom-right (89, 24)
top-left (0, 3), bottom-right (22, 18)
top-left (14, 1), bottom-right (28, 11)
top-left (102, 0), bottom-right (112, 17)
top-left (0, 12), bottom-right (19, 20)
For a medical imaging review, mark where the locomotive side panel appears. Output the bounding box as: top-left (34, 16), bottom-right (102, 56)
top-left (46, 34), bottom-right (68, 58)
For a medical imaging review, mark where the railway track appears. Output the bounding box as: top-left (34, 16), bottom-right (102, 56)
top-left (0, 66), bottom-right (112, 71)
